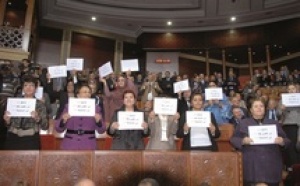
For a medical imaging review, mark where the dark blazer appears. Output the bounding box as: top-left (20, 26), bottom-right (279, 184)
top-left (177, 97), bottom-right (190, 117)
top-left (229, 116), bottom-right (245, 128)
top-left (107, 105), bottom-right (150, 150)
top-left (264, 109), bottom-right (281, 122)
top-left (176, 111), bottom-right (221, 151)
top-left (240, 107), bottom-right (250, 118)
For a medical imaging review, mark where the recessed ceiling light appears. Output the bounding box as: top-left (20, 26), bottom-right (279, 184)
top-left (167, 21), bottom-right (172, 26)
top-left (230, 16), bottom-right (236, 22)
top-left (91, 16), bottom-right (97, 21)
top-left (8, 2), bottom-right (12, 5)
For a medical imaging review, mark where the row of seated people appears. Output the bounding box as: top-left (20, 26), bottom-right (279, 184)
top-left (1, 63), bottom-right (300, 183)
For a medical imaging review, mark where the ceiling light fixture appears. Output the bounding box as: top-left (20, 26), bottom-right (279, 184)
top-left (167, 21), bottom-right (172, 26)
top-left (230, 16), bottom-right (236, 22)
top-left (91, 16), bottom-right (97, 21)
top-left (8, 2), bottom-right (12, 5)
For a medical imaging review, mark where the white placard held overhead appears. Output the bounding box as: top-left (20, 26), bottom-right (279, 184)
top-left (154, 98), bottom-right (177, 115)
top-left (35, 87), bottom-right (43, 100)
top-left (6, 98), bottom-right (36, 117)
top-left (173, 79), bottom-right (190, 93)
top-left (248, 125), bottom-right (278, 145)
top-left (205, 88), bottom-right (223, 100)
top-left (117, 111), bottom-right (144, 130)
top-left (99, 62), bottom-right (113, 78)
top-left (66, 58), bottom-right (84, 71)
top-left (186, 111), bottom-right (211, 128)
top-left (120, 59), bottom-right (139, 72)
top-left (48, 65), bottom-right (67, 78)
top-left (281, 93), bottom-right (300, 107)
top-left (68, 98), bottom-right (95, 117)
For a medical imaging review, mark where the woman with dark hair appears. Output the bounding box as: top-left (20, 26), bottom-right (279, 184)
top-left (177, 93), bottom-right (220, 151)
top-left (3, 76), bottom-right (48, 150)
top-left (107, 89), bottom-right (150, 150)
top-left (101, 74), bottom-right (137, 123)
top-left (55, 84), bottom-right (105, 150)
top-left (230, 97), bottom-right (290, 186)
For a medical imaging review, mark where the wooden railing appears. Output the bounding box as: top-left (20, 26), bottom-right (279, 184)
top-left (0, 151), bottom-right (242, 186)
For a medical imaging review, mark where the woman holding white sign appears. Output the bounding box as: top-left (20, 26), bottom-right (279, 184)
top-left (101, 74), bottom-right (137, 124)
top-left (176, 93), bottom-right (220, 151)
top-left (279, 83), bottom-right (300, 174)
top-left (3, 76), bottom-right (48, 150)
top-left (107, 89), bottom-right (150, 150)
top-left (230, 97), bottom-right (290, 186)
top-left (146, 94), bottom-right (180, 150)
top-left (55, 84), bottom-right (106, 150)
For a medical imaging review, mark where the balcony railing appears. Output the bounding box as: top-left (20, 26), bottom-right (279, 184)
top-left (0, 26), bottom-right (30, 51)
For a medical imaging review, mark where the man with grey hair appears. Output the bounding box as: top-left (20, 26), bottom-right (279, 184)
top-left (138, 178), bottom-right (159, 186)
top-left (74, 178), bottom-right (95, 186)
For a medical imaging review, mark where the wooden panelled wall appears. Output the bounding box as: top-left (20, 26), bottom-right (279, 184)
top-left (137, 19), bottom-right (300, 49)
top-left (0, 151), bottom-right (242, 186)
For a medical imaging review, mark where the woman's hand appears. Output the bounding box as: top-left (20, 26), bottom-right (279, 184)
top-left (274, 137), bottom-right (285, 146)
top-left (208, 123), bottom-right (216, 135)
top-left (31, 111), bottom-right (40, 122)
top-left (173, 112), bottom-right (180, 121)
top-left (62, 113), bottom-right (71, 123)
top-left (242, 137), bottom-right (253, 145)
top-left (111, 122), bottom-right (119, 130)
top-left (94, 113), bottom-right (102, 123)
top-left (183, 123), bottom-right (190, 134)
top-left (3, 111), bottom-right (11, 124)
top-left (142, 122), bottom-right (148, 129)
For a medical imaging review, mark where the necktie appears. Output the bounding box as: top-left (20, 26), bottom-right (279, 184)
top-left (271, 110), bottom-right (276, 120)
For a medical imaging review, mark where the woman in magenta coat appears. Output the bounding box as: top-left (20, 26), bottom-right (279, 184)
top-left (55, 84), bottom-right (106, 150)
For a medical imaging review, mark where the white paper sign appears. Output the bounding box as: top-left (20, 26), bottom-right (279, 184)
top-left (281, 93), bottom-right (300, 107)
top-left (35, 87), bottom-right (43, 100)
top-left (68, 98), bottom-right (95, 117)
top-left (205, 88), bottom-right (223, 100)
top-left (6, 98), bottom-right (36, 117)
top-left (154, 98), bottom-right (177, 115)
top-left (248, 125), bottom-right (278, 145)
top-left (173, 79), bottom-right (190, 93)
top-left (190, 127), bottom-right (212, 147)
top-left (117, 111), bottom-right (144, 130)
top-left (186, 111), bottom-right (211, 127)
top-left (48, 65), bottom-right (67, 78)
top-left (66, 58), bottom-right (84, 71)
top-left (99, 62), bottom-right (113, 78)
top-left (120, 59), bottom-right (139, 72)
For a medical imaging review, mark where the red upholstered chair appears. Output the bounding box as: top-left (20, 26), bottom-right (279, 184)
top-left (103, 137), bottom-right (113, 150)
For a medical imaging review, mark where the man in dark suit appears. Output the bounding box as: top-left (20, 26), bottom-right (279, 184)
top-left (264, 98), bottom-right (281, 122)
top-left (229, 105), bottom-right (245, 128)
top-left (177, 89), bottom-right (192, 117)
top-left (230, 95), bottom-right (249, 118)
top-left (160, 71), bottom-right (174, 97)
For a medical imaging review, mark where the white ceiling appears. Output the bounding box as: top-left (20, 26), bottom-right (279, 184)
top-left (39, 0), bottom-right (300, 38)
